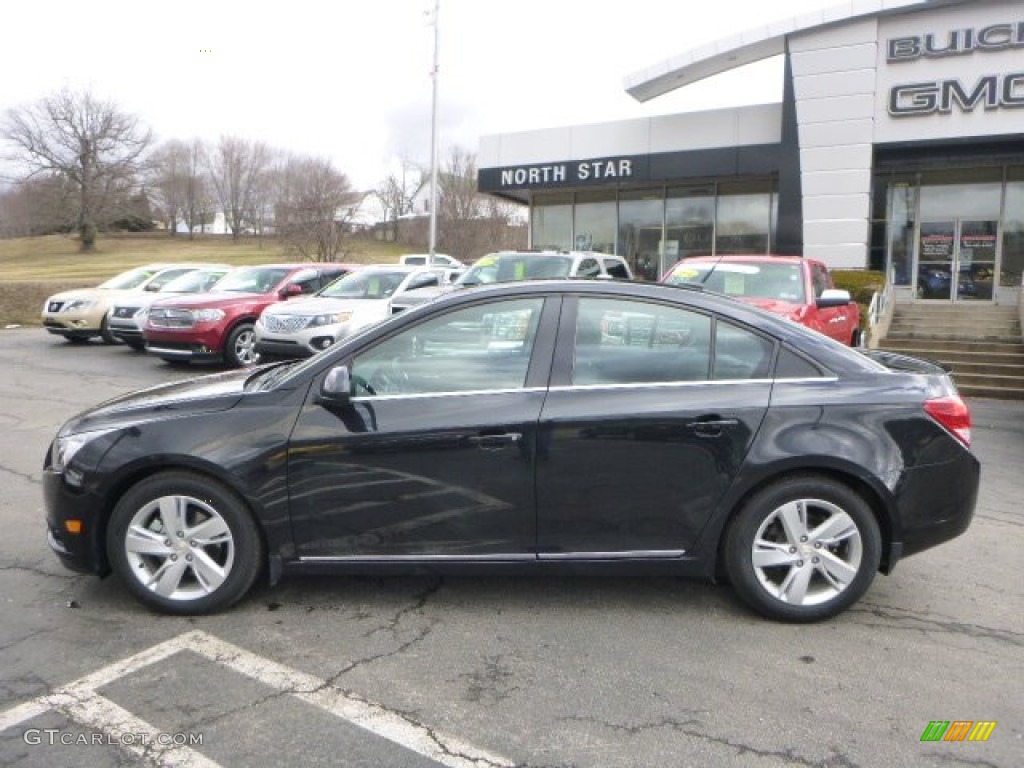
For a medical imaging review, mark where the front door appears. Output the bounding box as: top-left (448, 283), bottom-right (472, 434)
top-left (287, 296), bottom-right (556, 559)
top-left (917, 219), bottom-right (997, 301)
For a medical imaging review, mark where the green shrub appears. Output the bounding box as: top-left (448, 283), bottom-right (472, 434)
top-left (832, 269), bottom-right (886, 331)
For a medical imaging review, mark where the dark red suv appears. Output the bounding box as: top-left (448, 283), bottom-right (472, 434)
top-left (144, 264), bottom-right (356, 367)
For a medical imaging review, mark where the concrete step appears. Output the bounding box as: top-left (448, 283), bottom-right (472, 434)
top-left (886, 325), bottom-right (1020, 340)
top-left (880, 338), bottom-right (1024, 354)
top-left (958, 382), bottom-right (1024, 400)
top-left (947, 361), bottom-right (1024, 376)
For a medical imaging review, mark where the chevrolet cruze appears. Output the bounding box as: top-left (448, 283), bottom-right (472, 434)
top-left (44, 280), bottom-right (979, 621)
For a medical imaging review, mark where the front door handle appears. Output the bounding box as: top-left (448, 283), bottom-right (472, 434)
top-left (468, 432), bottom-right (522, 450)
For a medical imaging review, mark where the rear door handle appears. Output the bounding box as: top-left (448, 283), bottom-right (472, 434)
top-left (686, 418), bottom-right (740, 437)
top-left (468, 432), bottom-right (522, 450)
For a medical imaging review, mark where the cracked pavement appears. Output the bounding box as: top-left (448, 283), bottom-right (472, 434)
top-left (0, 328), bottom-right (1022, 767)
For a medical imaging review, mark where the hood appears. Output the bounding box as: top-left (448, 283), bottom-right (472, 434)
top-left (60, 368), bottom-right (251, 436)
top-left (48, 287), bottom-right (151, 303)
top-left (737, 297), bottom-right (801, 318)
top-left (391, 285), bottom-right (454, 304)
top-left (266, 296), bottom-right (385, 317)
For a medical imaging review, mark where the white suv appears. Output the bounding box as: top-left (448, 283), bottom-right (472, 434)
top-left (254, 265), bottom-right (457, 359)
top-left (390, 250), bottom-right (634, 314)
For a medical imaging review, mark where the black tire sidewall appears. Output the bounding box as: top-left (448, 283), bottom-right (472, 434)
top-left (725, 476), bottom-right (881, 622)
top-left (106, 471), bottom-right (262, 615)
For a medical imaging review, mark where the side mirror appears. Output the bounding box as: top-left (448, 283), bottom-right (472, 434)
top-left (816, 289), bottom-right (852, 309)
top-left (281, 284), bottom-right (304, 299)
top-left (318, 365), bottom-right (351, 406)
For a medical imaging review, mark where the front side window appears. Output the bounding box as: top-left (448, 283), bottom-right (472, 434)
top-left (351, 298), bottom-right (545, 396)
top-left (577, 258), bottom-right (602, 278)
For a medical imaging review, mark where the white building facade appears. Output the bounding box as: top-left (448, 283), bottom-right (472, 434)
top-left (478, 0), bottom-right (1024, 304)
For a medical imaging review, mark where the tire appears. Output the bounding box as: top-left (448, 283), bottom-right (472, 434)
top-left (724, 475), bottom-right (881, 622)
top-left (66, 335), bottom-right (91, 344)
top-left (850, 329), bottom-right (863, 348)
top-left (161, 358), bottom-right (191, 367)
top-left (125, 339), bottom-right (146, 352)
top-left (224, 322), bottom-right (260, 368)
top-left (100, 316), bottom-right (121, 346)
top-left (106, 471), bottom-right (263, 615)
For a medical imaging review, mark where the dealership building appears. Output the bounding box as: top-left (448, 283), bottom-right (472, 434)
top-left (478, 0), bottom-right (1024, 305)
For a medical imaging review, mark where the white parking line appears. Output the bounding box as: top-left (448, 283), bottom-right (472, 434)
top-left (0, 630), bottom-right (513, 768)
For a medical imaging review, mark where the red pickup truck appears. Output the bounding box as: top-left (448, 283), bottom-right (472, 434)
top-left (662, 255), bottom-right (862, 347)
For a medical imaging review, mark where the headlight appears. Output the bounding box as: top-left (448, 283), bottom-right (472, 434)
top-left (309, 311), bottom-right (351, 327)
top-left (50, 429), bottom-right (116, 474)
top-left (136, 308), bottom-right (149, 320)
top-left (191, 308), bottom-right (225, 323)
top-left (63, 299), bottom-right (95, 312)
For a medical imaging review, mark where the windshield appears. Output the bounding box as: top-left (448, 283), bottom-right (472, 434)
top-left (160, 268), bottom-right (232, 293)
top-left (98, 266), bottom-right (160, 290)
top-left (459, 254), bottom-right (572, 286)
top-left (666, 262), bottom-right (806, 303)
top-left (214, 267), bottom-right (290, 294)
top-left (320, 270), bottom-right (407, 299)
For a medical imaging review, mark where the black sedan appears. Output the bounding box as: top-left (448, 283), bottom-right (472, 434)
top-left (43, 280), bottom-right (979, 621)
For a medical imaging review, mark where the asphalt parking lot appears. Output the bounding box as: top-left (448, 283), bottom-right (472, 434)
top-left (0, 328), bottom-right (1021, 767)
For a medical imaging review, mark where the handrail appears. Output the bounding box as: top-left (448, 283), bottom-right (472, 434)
top-left (866, 267), bottom-right (896, 348)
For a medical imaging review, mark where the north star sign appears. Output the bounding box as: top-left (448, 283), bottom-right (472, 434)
top-left (497, 157), bottom-right (637, 188)
top-left (887, 19), bottom-right (1024, 117)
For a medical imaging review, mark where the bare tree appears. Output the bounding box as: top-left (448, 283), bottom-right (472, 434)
top-left (180, 139), bottom-right (215, 238)
top-left (1, 88), bottom-right (152, 251)
top-left (149, 139), bottom-right (189, 234)
top-left (433, 146), bottom-right (526, 260)
top-left (0, 174), bottom-right (77, 237)
top-left (276, 154), bottom-right (363, 262)
top-left (375, 157), bottom-right (425, 242)
top-left (206, 136), bottom-right (270, 240)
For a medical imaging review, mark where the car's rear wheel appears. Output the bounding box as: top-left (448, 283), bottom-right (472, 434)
top-left (225, 322), bottom-right (259, 367)
top-left (125, 339), bottom-right (146, 352)
top-left (106, 472), bottom-right (263, 614)
top-left (851, 329), bottom-right (864, 348)
top-left (724, 475), bottom-right (881, 622)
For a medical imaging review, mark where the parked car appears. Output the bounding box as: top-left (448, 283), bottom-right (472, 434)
top-left (43, 279), bottom-right (978, 621)
top-left (41, 263), bottom-right (208, 345)
top-left (143, 263), bottom-right (356, 367)
top-left (662, 255), bottom-right (862, 346)
top-left (399, 253), bottom-right (464, 268)
top-left (254, 265), bottom-right (454, 359)
top-left (107, 265), bottom-right (234, 350)
top-left (390, 250), bottom-right (633, 314)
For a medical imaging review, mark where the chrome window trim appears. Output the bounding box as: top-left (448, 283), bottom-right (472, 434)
top-left (352, 386), bottom-right (548, 403)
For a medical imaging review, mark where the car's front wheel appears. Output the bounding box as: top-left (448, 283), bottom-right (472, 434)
top-left (724, 475), bottom-right (881, 622)
top-left (224, 322), bottom-right (259, 367)
top-left (100, 316), bottom-right (121, 345)
top-left (106, 472), bottom-right (263, 614)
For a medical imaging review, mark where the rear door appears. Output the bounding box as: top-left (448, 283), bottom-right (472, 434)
top-left (536, 295), bottom-right (774, 558)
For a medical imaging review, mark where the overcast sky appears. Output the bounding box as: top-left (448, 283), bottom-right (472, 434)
top-left (0, 0), bottom-right (832, 190)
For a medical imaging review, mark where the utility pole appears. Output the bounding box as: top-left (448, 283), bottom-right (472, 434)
top-left (427, 0), bottom-right (440, 267)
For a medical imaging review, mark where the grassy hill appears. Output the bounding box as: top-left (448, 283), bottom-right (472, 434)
top-left (0, 233), bottom-right (408, 326)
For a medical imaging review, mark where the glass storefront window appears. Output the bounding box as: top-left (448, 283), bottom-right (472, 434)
top-left (531, 192), bottom-right (572, 250)
top-left (887, 180), bottom-right (917, 286)
top-left (573, 190), bottom-right (617, 254)
top-left (1003, 167), bottom-right (1024, 288)
top-left (715, 180), bottom-right (772, 255)
top-left (666, 185), bottom-right (714, 271)
top-left (919, 168), bottom-right (1002, 219)
top-left (618, 189), bottom-right (664, 282)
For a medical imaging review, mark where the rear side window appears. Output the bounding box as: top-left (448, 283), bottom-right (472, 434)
top-left (713, 321), bottom-right (775, 380)
top-left (776, 347), bottom-right (825, 379)
top-left (577, 258), bottom-right (602, 278)
top-left (604, 260), bottom-right (630, 279)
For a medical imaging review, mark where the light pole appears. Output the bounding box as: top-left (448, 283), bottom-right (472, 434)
top-left (427, 0), bottom-right (440, 267)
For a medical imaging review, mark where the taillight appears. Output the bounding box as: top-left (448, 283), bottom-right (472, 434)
top-left (924, 395), bottom-right (971, 447)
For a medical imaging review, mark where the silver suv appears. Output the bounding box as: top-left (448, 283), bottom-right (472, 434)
top-left (254, 265), bottom-right (458, 358)
top-left (390, 250), bottom-right (634, 314)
